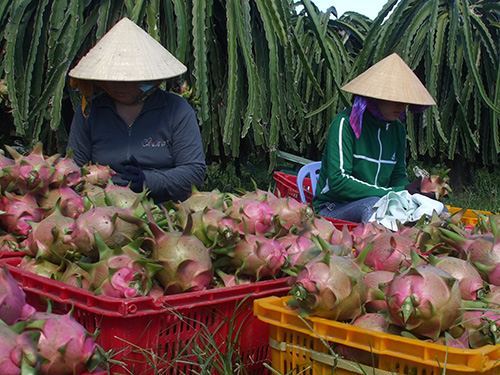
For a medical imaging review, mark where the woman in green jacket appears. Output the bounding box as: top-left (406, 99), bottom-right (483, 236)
top-left (313, 53), bottom-right (436, 223)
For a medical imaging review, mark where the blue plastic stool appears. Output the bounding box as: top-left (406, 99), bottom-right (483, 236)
top-left (296, 161), bottom-right (322, 203)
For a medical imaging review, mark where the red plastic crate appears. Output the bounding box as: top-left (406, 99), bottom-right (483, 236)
top-left (0, 251), bottom-right (27, 258)
top-left (2, 257), bottom-right (290, 375)
top-left (273, 171), bottom-right (357, 231)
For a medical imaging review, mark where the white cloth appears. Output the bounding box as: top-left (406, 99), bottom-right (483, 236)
top-left (369, 191), bottom-right (444, 231)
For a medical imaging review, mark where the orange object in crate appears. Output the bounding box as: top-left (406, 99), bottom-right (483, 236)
top-left (446, 206), bottom-right (495, 227)
top-left (2, 257), bottom-right (290, 375)
top-left (254, 296), bottom-right (500, 375)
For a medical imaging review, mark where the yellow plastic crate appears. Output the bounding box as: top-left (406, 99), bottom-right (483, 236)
top-left (446, 206), bottom-right (495, 226)
top-left (254, 296), bottom-right (500, 375)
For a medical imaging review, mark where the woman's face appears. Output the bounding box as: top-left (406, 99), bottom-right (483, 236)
top-left (98, 81), bottom-right (143, 105)
top-left (375, 99), bottom-right (408, 122)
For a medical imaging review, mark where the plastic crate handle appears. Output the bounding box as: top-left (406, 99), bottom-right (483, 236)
top-left (269, 337), bottom-right (395, 375)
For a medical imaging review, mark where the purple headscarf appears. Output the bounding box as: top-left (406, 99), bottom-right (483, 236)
top-left (349, 96), bottom-right (430, 138)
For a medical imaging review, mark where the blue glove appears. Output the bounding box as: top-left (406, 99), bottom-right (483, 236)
top-left (121, 155), bottom-right (146, 192)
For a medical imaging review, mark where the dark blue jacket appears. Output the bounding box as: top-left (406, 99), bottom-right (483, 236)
top-left (67, 89), bottom-right (206, 203)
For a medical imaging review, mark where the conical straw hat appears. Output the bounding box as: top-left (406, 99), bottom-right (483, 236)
top-left (69, 18), bottom-right (187, 81)
top-left (341, 53), bottom-right (436, 106)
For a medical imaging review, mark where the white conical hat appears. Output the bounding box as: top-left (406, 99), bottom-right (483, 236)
top-left (341, 53), bottom-right (436, 106)
top-left (68, 17), bottom-right (187, 81)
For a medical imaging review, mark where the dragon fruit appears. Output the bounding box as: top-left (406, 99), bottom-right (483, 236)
top-left (429, 254), bottom-right (484, 300)
top-left (0, 320), bottom-right (39, 375)
top-left (287, 252), bottom-right (367, 320)
top-left (440, 226), bottom-right (500, 285)
top-left (300, 215), bottom-right (338, 242)
top-left (225, 197), bottom-right (277, 235)
top-left (0, 192), bottom-right (46, 236)
top-left (50, 153), bottom-right (83, 188)
top-left (0, 233), bottom-right (21, 253)
top-left (3, 143), bottom-right (58, 196)
top-left (79, 234), bottom-right (161, 297)
top-left (226, 234), bottom-right (286, 280)
top-left (58, 261), bottom-right (92, 290)
top-left (36, 185), bottom-right (85, 218)
top-left (277, 233), bottom-right (317, 267)
top-left (149, 213), bottom-right (213, 294)
top-left (385, 264), bottom-right (462, 340)
top-left (180, 186), bottom-right (227, 212)
top-left (81, 163), bottom-right (116, 187)
top-left (460, 305), bottom-right (500, 348)
top-left (267, 196), bottom-right (313, 235)
top-left (363, 270), bottom-right (395, 312)
top-left (420, 169), bottom-right (452, 200)
top-left (64, 206), bottom-right (148, 259)
top-left (18, 257), bottom-right (63, 280)
top-left (26, 311), bottom-right (99, 375)
top-left (0, 266), bottom-right (36, 324)
top-left (354, 233), bottom-right (416, 272)
top-left (188, 207), bottom-right (239, 248)
top-left (23, 207), bottom-right (77, 264)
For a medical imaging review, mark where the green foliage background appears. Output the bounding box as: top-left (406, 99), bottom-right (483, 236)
top-left (0, 0), bottom-right (499, 182)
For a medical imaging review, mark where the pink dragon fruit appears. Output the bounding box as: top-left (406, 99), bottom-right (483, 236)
top-left (26, 311), bottom-right (99, 375)
top-left (354, 232), bottom-right (416, 272)
top-left (149, 213), bottom-right (213, 294)
top-left (267, 196), bottom-right (314, 235)
top-left (227, 234), bottom-right (286, 280)
top-left (64, 206), bottom-right (148, 259)
top-left (363, 270), bottom-right (395, 312)
top-left (0, 233), bottom-right (21, 253)
top-left (215, 269), bottom-right (252, 287)
top-left (277, 233), bottom-right (317, 267)
top-left (440, 227), bottom-right (500, 285)
top-left (351, 221), bottom-right (389, 249)
top-left (420, 169), bottom-right (452, 200)
top-left (3, 143), bottom-right (58, 195)
top-left (79, 234), bottom-right (161, 298)
top-left (429, 254), bottom-right (484, 300)
top-left (18, 256), bottom-right (63, 280)
top-left (385, 264), bottom-right (462, 340)
top-left (58, 261), bottom-right (92, 290)
top-left (0, 192), bottom-right (46, 236)
top-left (180, 186), bottom-right (227, 211)
top-left (238, 188), bottom-right (278, 202)
top-left (0, 266), bottom-right (36, 324)
top-left (287, 253), bottom-right (367, 320)
top-left (300, 215), bottom-right (338, 242)
top-left (81, 163), bottom-right (116, 187)
top-left (23, 207), bottom-right (77, 264)
top-left (460, 305), bottom-right (500, 348)
top-left (36, 185), bottom-right (85, 218)
top-left (224, 197), bottom-right (277, 235)
top-left (0, 320), bottom-right (39, 375)
top-left (188, 207), bottom-right (240, 248)
top-left (101, 182), bottom-right (150, 210)
top-left (50, 153), bottom-right (83, 188)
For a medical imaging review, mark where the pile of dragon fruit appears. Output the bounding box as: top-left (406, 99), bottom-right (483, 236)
top-left (0, 266), bottom-right (104, 374)
top-left (0, 142), bottom-right (326, 296)
top-left (286, 210), bottom-right (500, 356)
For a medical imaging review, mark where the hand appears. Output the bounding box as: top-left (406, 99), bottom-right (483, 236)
top-left (121, 155), bottom-right (146, 192)
top-left (405, 177), bottom-right (422, 195)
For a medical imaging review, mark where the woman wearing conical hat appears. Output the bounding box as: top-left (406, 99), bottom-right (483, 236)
top-left (67, 18), bottom-right (206, 204)
top-left (313, 53), bottom-right (437, 223)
